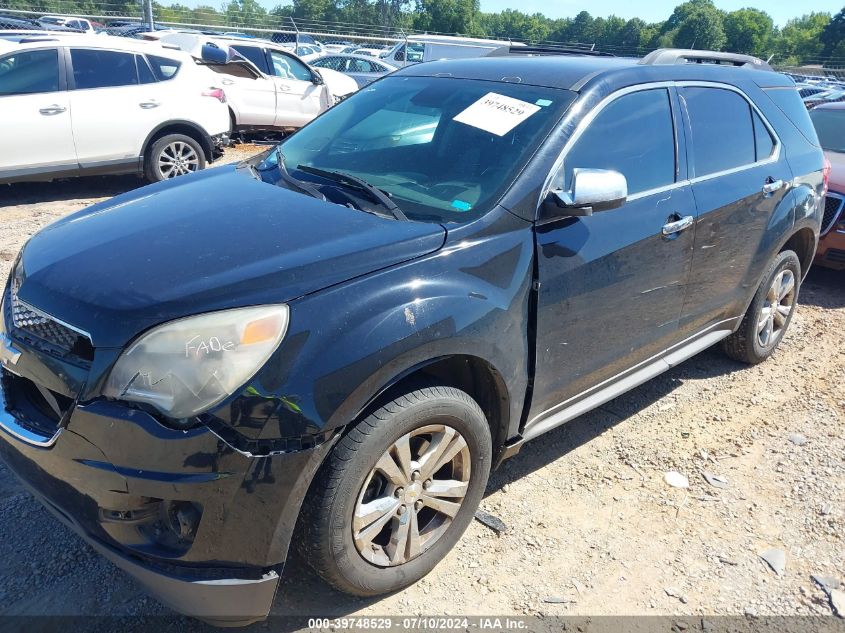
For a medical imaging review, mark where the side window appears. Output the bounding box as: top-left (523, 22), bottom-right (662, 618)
top-left (317, 56), bottom-right (345, 71)
top-left (0, 49), bottom-right (59, 95)
top-left (407, 43), bottom-right (424, 62)
top-left (561, 88), bottom-right (676, 195)
top-left (269, 50), bottom-right (312, 81)
top-left (146, 55), bottom-right (181, 81)
top-left (231, 45), bottom-right (270, 74)
top-left (392, 44), bottom-right (405, 62)
top-left (349, 58), bottom-right (374, 72)
top-left (752, 110), bottom-right (775, 161)
top-left (681, 87), bottom-right (756, 177)
top-left (136, 55), bottom-right (156, 84)
top-left (71, 49), bottom-right (138, 89)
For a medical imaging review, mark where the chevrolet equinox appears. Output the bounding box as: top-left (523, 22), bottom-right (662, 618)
top-left (0, 48), bottom-right (825, 624)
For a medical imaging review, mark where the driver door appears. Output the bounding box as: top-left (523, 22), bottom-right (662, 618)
top-left (527, 86), bottom-right (697, 429)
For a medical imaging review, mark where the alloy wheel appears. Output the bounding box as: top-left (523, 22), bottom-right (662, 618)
top-left (757, 269), bottom-right (795, 348)
top-left (158, 141), bottom-right (199, 179)
top-left (352, 424), bottom-right (471, 567)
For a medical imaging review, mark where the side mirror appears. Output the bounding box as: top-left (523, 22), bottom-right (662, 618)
top-left (311, 69), bottom-right (324, 85)
top-left (542, 168), bottom-right (628, 219)
top-left (200, 44), bottom-right (229, 64)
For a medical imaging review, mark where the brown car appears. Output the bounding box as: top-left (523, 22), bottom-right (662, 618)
top-left (810, 102), bottom-right (845, 269)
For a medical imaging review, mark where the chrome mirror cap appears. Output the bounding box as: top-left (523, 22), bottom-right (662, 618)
top-left (543, 168), bottom-right (628, 220)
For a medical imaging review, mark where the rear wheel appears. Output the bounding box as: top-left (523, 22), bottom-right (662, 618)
top-left (144, 134), bottom-right (206, 182)
top-left (298, 386), bottom-right (492, 596)
top-left (722, 249), bottom-right (801, 364)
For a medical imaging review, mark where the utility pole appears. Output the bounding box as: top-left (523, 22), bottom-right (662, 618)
top-left (143, 0), bottom-right (153, 30)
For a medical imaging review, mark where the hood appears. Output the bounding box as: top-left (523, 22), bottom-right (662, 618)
top-left (316, 67), bottom-right (359, 97)
top-left (825, 149), bottom-right (845, 193)
top-left (16, 166), bottom-right (445, 348)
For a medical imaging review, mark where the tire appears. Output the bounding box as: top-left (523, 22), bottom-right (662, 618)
top-left (298, 385), bottom-right (492, 597)
top-left (144, 134), bottom-right (206, 182)
top-left (721, 249), bottom-right (801, 364)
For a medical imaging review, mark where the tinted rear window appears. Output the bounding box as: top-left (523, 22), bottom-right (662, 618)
top-left (146, 54), bottom-right (181, 81)
top-left (682, 87), bottom-right (755, 177)
top-left (71, 49), bottom-right (138, 89)
top-left (764, 86), bottom-right (820, 147)
top-left (231, 45), bottom-right (269, 74)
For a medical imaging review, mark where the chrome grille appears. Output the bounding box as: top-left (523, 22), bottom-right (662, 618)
top-left (822, 193), bottom-right (844, 235)
top-left (6, 280), bottom-right (92, 361)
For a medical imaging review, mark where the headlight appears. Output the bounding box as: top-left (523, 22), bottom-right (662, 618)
top-left (103, 305), bottom-right (289, 420)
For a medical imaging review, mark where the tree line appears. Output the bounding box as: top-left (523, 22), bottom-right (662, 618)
top-left (2, 0), bottom-right (844, 65)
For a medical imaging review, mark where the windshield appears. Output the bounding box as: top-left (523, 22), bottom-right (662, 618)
top-left (810, 109), bottom-right (845, 153)
top-left (262, 76), bottom-right (574, 222)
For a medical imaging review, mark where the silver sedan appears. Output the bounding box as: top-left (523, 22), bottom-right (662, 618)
top-left (310, 53), bottom-right (398, 88)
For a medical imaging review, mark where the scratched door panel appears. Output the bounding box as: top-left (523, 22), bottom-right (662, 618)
top-left (530, 184), bottom-right (697, 417)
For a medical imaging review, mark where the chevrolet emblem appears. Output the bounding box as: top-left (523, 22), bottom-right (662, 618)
top-left (0, 334), bottom-right (21, 367)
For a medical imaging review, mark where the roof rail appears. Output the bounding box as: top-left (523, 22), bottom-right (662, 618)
top-left (487, 45), bottom-right (614, 58)
top-left (640, 48), bottom-right (772, 71)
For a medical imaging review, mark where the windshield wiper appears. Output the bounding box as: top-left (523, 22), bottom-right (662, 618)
top-left (296, 164), bottom-right (408, 220)
top-left (258, 149), bottom-right (326, 201)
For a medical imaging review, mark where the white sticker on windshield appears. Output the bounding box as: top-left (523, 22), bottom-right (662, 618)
top-left (453, 92), bottom-right (541, 136)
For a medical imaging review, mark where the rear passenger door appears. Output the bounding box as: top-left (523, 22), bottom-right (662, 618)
top-left (678, 85), bottom-right (794, 333)
top-left (0, 47), bottom-right (76, 176)
top-left (68, 48), bottom-right (170, 166)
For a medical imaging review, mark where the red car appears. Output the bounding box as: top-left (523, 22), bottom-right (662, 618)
top-left (810, 102), bottom-right (845, 269)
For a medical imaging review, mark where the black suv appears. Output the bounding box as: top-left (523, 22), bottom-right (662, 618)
top-left (0, 48), bottom-right (824, 624)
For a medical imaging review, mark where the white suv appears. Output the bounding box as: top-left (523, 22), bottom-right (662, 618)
top-left (0, 35), bottom-right (231, 184)
top-left (157, 33), bottom-right (358, 133)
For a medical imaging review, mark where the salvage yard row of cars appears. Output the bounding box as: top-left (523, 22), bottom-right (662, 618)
top-left (0, 31), bottom-right (359, 183)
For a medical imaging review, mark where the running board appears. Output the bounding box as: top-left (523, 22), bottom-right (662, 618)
top-left (511, 328), bottom-right (733, 451)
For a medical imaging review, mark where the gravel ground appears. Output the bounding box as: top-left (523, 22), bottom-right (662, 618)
top-left (0, 146), bottom-right (843, 628)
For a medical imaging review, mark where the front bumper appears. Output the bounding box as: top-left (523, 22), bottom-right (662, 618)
top-left (0, 351), bottom-right (334, 624)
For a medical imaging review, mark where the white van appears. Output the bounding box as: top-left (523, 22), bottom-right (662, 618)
top-left (380, 34), bottom-right (524, 66)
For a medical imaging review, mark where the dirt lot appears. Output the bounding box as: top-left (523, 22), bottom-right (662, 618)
top-left (0, 146), bottom-right (843, 628)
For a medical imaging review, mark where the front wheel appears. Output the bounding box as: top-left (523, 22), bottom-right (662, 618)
top-left (298, 386), bottom-right (492, 597)
top-left (722, 249), bottom-right (801, 364)
top-left (144, 134), bottom-right (206, 182)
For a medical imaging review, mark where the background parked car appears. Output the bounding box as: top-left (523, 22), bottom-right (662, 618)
top-left (158, 33), bottom-right (357, 133)
top-left (0, 13), bottom-right (82, 32)
top-left (38, 15), bottom-right (95, 32)
top-left (352, 46), bottom-right (383, 57)
top-left (379, 34), bottom-right (525, 66)
top-left (0, 35), bottom-right (230, 184)
top-left (803, 87), bottom-right (845, 109)
top-left (311, 53), bottom-right (397, 87)
top-left (809, 103), bottom-right (845, 269)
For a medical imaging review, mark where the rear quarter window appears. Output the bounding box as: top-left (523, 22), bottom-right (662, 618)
top-left (764, 86), bottom-right (820, 147)
top-left (146, 54), bottom-right (181, 81)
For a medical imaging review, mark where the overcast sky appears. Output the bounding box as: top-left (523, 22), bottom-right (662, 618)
top-left (478, 0), bottom-right (841, 27)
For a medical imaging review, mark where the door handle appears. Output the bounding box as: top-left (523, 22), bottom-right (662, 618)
top-left (221, 78), bottom-right (234, 85)
top-left (662, 215), bottom-right (694, 236)
top-left (39, 105), bottom-right (66, 115)
top-left (139, 101), bottom-right (160, 109)
top-left (278, 84), bottom-right (291, 92)
top-left (762, 179), bottom-right (783, 194)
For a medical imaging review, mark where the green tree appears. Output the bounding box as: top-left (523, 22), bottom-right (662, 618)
top-left (821, 7), bottom-right (845, 58)
top-left (724, 8), bottom-right (774, 56)
top-left (413, 0), bottom-right (479, 35)
top-left (776, 12), bottom-right (831, 64)
top-left (672, 1), bottom-right (726, 50)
